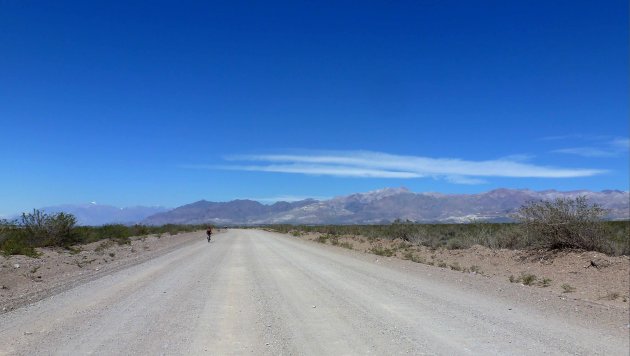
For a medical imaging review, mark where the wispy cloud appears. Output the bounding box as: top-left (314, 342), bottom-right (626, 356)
top-left (540, 134), bottom-right (611, 141)
top-left (541, 134), bottom-right (587, 141)
top-left (552, 137), bottom-right (629, 158)
top-left (188, 150), bottom-right (607, 184)
top-left (552, 147), bottom-right (618, 158)
top-left (610, 138), bottom-right (630, 149)
top-left (222, 163), bottom-right (423, 178)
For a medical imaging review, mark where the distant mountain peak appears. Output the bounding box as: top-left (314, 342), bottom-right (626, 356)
top-left (335, 186), bottom-right (411, 203)
top-left (369, 186), bottom-right (410, 194)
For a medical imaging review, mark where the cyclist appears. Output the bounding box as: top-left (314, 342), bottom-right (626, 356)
top-left (206, 226), bottom-right (212, 242)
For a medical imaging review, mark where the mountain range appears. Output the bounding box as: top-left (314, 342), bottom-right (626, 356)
top-left (141, 188), bottom-right (630, 225)
top-left (39, 204), bottom-right (168, 226)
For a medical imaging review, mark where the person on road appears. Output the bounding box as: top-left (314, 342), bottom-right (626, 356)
top-left (206, 226), bottom-right (212, 242)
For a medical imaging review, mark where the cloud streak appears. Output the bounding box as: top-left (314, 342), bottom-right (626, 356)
top-left (552, 147), bottom-right (617, 157)
top-left (210, 150), bottom-right (607, 183)
top-left (224, 163), bottom-right (423, 178)
top-left (552, 137), bottom-right (629, 158)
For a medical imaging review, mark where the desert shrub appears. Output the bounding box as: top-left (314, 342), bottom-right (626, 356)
top-left (0, 236), bottom-right (39, 257)
top-left (389, 219), bottom-right (416, 240)
top-left (515, 196), bottom-right (607, 252)
top-left (403, 252), bottom-right (425, 263)
top-left (339, 242), bottom-right (353, 249)
top-left (129, 224), bottom-right (150, 237)
top-left (0, 210), bottom-right (77, 249)
top-left (369, 245), bottom-right (395, 257)
top-left (19, 210), bottom-right (77, 246)
top-left (603, 221), bottom-right (630, 256)
top-left (445, 238), bottom-right (466, 250)
top-left (539, 277), bottom-right (552, 287)
top-left (520, 273), bottom-right (537, 286)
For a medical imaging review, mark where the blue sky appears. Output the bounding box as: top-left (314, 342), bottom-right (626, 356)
top-left (1, 1), bottom-right (628, 215)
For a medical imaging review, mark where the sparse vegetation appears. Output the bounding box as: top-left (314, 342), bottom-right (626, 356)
top-left (403, 252), bottom-right (425, 263)
top-left (95, 240), bottom-right (115, 253)
top-left (369, 245), bottom-right (395, 257)
top-left (561, 284), bottom-right (576, 293)
top-left (520, 273), bottom-right (537, 286)
top-left (601, 292), bottom-right (620, 301)
top-left (446, 238), bottom-right (465, 250)
top-left (0, 236), bottom-right (39, 257)
top-left (267, 197), bottom-right (628, 256)
top-left (66, 246), bottom-right (81, 254)
top-left (339, 242), bottom-right (353, 249)
top-left (509, 273), bottom-right (538, 286)
top-left (0, 210), bottom-right (206, 257)
top-left (539, 277), bottom-right (552, 287)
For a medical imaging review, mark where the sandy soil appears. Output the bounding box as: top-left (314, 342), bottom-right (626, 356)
top-left (0, 230), bottom-right (212, 313)
top-left (0, 229), bottom-right (628, 355)
top-left (298, 232), bottom-right (630, 309)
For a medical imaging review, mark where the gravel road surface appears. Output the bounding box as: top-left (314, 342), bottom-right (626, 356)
top-left (0, 229), bottom-right (627, 355)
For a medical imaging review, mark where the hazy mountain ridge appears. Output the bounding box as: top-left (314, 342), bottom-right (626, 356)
top-left (40, 204), bottom-right (169, 226)
top-left (142, 188), bottom-right (630, 225)
top-left (142, 199), bottom-right (316, 225)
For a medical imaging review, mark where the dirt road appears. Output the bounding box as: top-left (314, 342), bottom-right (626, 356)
top-left (0, 229), bottom-right (628, 355)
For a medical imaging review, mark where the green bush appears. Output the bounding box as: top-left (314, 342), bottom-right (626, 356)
top-left (0, 236), bottom-right (39, 257)
top-left (516, 196), bottom-right (607, 252)
top-left (18, 209), bottom-right (77, 246)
